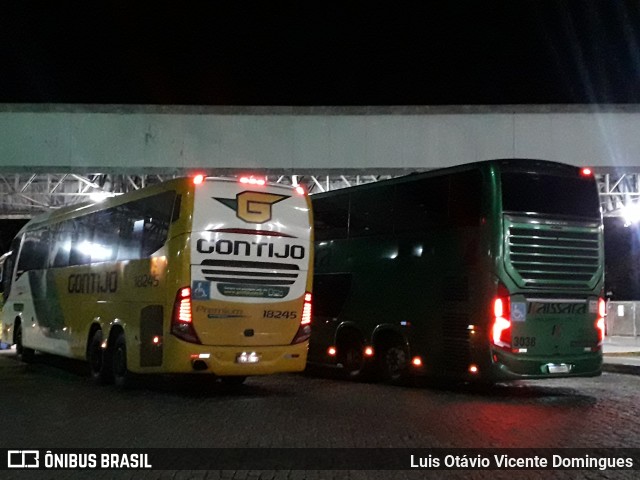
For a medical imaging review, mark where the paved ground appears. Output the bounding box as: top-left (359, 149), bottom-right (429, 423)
top-left (1, 340), bottom-right (640, 480)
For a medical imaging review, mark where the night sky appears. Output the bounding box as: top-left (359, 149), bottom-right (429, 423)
top-left (2, 1), bottom-right (640, 106)
top-left (3, 2), bottom-right (640, 297)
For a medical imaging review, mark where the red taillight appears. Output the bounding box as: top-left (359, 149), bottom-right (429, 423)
top-left (291, 292), bottom-right (312, 344)
top-left (491, 284), bottom-right (511, 349)
top-left (171, 287), bottom-right (201, 344)
top-left (581, 167), bottom-right (593, 177)
top-left (295, 186), bottom-right (306, 195)
top-left (193, 174), bottom-right (205, 185)
top-left (596, 297), bottom-right (606, 345)
top-left (301, 292), bottom-right (312, 325)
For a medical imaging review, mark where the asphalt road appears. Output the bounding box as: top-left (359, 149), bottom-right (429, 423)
top-left (1, 351), bottom-right (638, 479)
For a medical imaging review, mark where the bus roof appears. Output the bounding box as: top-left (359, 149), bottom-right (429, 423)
top-left (310, 158), bottom-right (587, 199)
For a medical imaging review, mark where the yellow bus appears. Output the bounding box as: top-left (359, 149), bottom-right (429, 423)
top-left (0, 175), bottom-right (313, 386)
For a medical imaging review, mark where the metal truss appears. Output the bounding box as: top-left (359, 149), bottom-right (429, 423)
top-left (597, 172), bottom-right (640, 217)
top-left (0, 172), bottom-right (636, 219)
top-left (0, 173), bottom-right (394, 219)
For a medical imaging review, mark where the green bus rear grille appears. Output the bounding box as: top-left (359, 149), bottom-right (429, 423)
top-left (506, 226), bottom-right (601, 289)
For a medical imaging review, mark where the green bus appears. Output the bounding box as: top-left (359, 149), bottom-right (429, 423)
top-left (308, 159), bottom-right (605, 383)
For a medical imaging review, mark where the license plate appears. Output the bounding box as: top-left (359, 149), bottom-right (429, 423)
top-left (236, 352), bottom-right (260, 364)
top-left (547, 363), bottom-right (570, 374)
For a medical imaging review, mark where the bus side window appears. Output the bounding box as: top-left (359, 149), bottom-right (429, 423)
top-left (91, 210), bottom-right (118, 262)
top-left (2, 250), bottom-right (16, 302)
top-left (116, 191), bottom-right (175, 260)
top-left (349, 186), bottom-right (394, 237)
top-left (140, 192), bottom-right (174, 257)
top-left (17, 228), bottom-right (50, 272)
top-left (314, 195), bottom-right (349, 242)
top-left (116, 204), bottom-right (144, 261)
top-left (69, 217), bottom-right (93, 266)
top-left (50, 220), bottom-right (73, 268)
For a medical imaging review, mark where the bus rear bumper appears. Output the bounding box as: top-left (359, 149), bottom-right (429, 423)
top-left (489, 350), bottom-right (603, 381)
top-left (148, 341), bottom-right (309, 376)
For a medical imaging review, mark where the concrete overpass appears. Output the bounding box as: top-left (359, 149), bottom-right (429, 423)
top-left (2, 103), bottom-right (640, 218)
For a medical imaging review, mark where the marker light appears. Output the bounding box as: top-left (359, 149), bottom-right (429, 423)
top-left (364, 346), bottom-right (374, 357)
top-left (193, 174), bottom-right (205, 185)
top-left (469, 364), bottom-right (479, 374)
top-left (295, 186), bottom-right (306, 195)
top-left (580, 167), bottom-right (593, 176)
top-left (239, 176), bottom-right (266, 186)
top-left (328, 347), bottom-right (337, 356)
top-left (412, 356), bottom-right (423, 367)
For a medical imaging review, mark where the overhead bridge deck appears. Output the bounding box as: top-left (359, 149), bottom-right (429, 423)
top-left (2, 104), bottom-right (640, 218)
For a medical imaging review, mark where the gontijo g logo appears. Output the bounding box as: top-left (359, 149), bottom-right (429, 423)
top-left (215, 191), bottom-right (289, 224)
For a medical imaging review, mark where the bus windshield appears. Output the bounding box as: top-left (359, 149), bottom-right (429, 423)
top-left (501, 172), bottom-right (600, 218)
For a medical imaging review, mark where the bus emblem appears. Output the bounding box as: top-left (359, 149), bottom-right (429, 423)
top-left (215, 191), bottom-right (289, 224)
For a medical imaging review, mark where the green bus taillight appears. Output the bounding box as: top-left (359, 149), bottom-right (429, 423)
top-left (492, 285), bottom-right (511, 349)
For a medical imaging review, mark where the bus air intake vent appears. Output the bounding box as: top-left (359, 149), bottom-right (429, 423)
top-left (199, 259), bottom-right (300, 286)
top-left (505, 220), bottom-right (601, 290)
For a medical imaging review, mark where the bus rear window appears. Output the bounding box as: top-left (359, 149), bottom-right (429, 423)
top-left (501, 172), bottom-right (600, 218)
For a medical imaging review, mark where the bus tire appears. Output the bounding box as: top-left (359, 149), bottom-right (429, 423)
top-left (378, 340), bottom-right (408, 385)
top-left (15, 322), bottom-right (35, 364)
top-left (112, 332), bottom-right (133, 388)
top-left (338, 340), bottom-right (367, 380)
top-left (88, 330), bottom-right (112, 385)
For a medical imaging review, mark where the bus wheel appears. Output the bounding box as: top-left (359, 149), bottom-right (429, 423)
top-left (112, 332), bottom-right (132, 388)
top-left (221, 376), bottom-right (247, 386)
top-left (339, 341), bottom-right (367, 380)
top-left (88, 330), bottom-right (112, 385)
top-left (15, 323), bottom-right (35, 364)
top-left (379, 342), bottom-right (408, 384)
